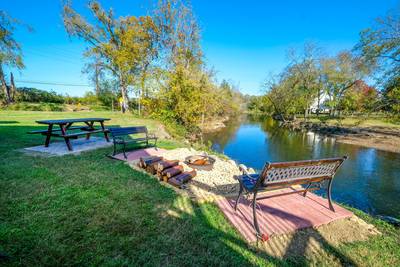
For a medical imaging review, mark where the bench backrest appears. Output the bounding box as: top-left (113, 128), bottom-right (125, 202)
top-left (257, 156), bottom-right (347, 188)
top-left (109, 126), bottom-right (148, 137)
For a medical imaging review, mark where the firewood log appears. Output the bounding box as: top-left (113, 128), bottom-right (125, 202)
top-left (162, 165), bottom-right (184, 179)
top-left (146, 162), bottom-right (159, 175)
top-left (156, 160), bottom-right (179, 172)
top-left (139, 156), bottom-right (163, 168)
top-left (168, 170), bottom-right (197, 188)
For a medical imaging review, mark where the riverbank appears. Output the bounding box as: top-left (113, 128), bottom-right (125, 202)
top-left (1, 111), bottom-right (400, 266)
top-left (199, 116), bottom-right (230, 132)
top-left (287, 119), bottom-right (400, 154)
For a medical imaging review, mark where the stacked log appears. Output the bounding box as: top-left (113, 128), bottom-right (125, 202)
top-left (138, 156), bottom-right (196, 188)
top-left (156, 160), bottom-right (179, 173)
top-left (138, 156), bottom-right (163, 175)
top-left (168, 170), bottom-right (197, 188)
top-left (139, 156), bottom-right (163, 168)
top-left (160, 165), bottom-right (184, 182)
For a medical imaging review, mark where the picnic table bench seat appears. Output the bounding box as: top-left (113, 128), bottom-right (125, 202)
top-left (109, 126), bottom-right (157, 159)
top-left (28, 126), bottom-right (83, 134)
top-left (235, 156), bottom-right (347, 241)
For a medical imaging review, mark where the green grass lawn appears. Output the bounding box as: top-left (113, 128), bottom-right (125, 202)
top-left (0, 111), bottom-right (399, 266)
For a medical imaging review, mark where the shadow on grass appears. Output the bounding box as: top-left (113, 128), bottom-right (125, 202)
top-left (0, 120), bottom-right (18, 124)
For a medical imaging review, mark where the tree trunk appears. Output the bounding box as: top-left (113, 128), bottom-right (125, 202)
top-left (138, 87), bottom-right (141, 117)
top-left (95, 63), bottom-right (100, 96)
top-left (120, 82), bottom-right (129, 114)
top-left (0, 64), bottom-right (11, 104)
top-left (10, 72), bottom-right (16, 102)
top-left (317, 90), bottom-right (321, 117)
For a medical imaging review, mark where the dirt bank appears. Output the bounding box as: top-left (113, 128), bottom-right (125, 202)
top-left (200, 116), bottom-right (229, 132)
top-left (288, 121), bottom-right (400, 154)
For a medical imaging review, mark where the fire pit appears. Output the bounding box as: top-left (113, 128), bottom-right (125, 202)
top-left (185, 155), bottom-right (216, 171)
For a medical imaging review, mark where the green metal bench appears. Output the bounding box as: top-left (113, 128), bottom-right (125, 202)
top-left (109, 126), bottom-right (157, 159)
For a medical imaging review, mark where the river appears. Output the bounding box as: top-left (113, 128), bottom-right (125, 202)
top-left (203, 116), bottom-right (400, 218)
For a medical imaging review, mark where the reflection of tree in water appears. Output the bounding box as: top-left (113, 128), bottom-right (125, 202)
top-left (203, 117), bottom-right (243, 152)
top-left (258, 117), bottom-right (316, 161)
top-left (362, 150), bottom-right (400, 217)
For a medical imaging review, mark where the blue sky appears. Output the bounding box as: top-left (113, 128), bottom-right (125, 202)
top-left (1, 0), bottom-right (398, 96)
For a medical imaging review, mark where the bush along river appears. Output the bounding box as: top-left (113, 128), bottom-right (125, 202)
top-left (203, 115), bottom-right (400, 219)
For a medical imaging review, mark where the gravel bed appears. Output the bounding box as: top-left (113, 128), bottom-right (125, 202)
top-left (160, 148), bottom-right (244, 199)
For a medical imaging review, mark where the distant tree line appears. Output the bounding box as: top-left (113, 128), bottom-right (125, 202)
top-left (249, 7), bottom-right (400, 120)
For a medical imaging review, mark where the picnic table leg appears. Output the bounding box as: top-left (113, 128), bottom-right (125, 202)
top-left (100, 121), bottom-right (110, 142)
top-left (85, 122), bottom-right (94, 140)
top-left (44, 124), bottom-right (53, 147)
top-left (59, 124), bottom-right (73, 151)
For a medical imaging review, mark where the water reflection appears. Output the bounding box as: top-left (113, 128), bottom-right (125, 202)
top-left (204, 116), bottom-right (400, 217)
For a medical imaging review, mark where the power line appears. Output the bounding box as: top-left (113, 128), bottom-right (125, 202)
top-left (16, 80), bottom-right (91, 87)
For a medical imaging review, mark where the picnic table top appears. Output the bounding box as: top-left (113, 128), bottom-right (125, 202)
top-left (36, 118), bottom-right (110, 125)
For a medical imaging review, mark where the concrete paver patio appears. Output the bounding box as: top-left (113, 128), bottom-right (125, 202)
top-left (24, 137), bottom-right (112, 156)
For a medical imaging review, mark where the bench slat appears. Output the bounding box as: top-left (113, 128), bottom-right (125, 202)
top-left (28, 126), bottom-right (83, 134)
top-left (109, 127), bottom-right (148, 136)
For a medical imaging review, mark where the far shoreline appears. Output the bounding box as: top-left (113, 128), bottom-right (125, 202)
top-left (287, 120), bottom-right (400, 154)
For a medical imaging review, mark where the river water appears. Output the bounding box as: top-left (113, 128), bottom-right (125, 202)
top-left (203, 116), bottom-right (400, 218)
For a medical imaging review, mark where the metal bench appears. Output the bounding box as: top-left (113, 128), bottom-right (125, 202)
top-left (109, 126), bottom-right (157, 159)
top-left (235, 156), bottom-right (347, 241)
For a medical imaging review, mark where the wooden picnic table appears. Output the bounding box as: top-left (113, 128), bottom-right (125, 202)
top-left (29, 118), bottom-right (110, 151)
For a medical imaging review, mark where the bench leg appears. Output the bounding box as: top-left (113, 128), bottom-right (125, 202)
top-left (234, 183), bottom-right (244, 211)
top-left (44, 124), bottom-right (53, 147)
top-left (327, 179), bottom-right (335, 212)
top-left (112, 140), bottom-right (117, 156)
top-left (303, 182), bottom-right (312, 197)
top-left (122, 142), bottom-right (127, 159)
top-left (252, 191), bottom-right (262, 238)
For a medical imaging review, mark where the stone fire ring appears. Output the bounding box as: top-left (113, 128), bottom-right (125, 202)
top-left (185, 155), bottom-right (216, 171)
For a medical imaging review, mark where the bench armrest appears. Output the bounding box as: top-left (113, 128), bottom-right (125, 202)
top-left (239, 164), bottom-right (252, 175)
top-left (113, 136), bottom-right (126, 142)
top-left (238, 164), bottom-right (259, 180)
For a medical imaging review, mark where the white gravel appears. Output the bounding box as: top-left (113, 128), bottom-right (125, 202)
top-left (161, 148), bottom-right (244, 199)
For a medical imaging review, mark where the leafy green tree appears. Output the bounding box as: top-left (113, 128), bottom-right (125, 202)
top-left (0, 11), bottom-right (30, 104)
top-left (62, 1), bottom-right (159, 113)
top-left (263, 73), bottom-right (300, 120)
top-left (150, 0), bottom-right (225, 131)
top-left (356, 7), bottom-right (400, 113)
top-left (320, 51), bottom-right (369, 116)
top-left (287, 43), bottom-right (322, 119)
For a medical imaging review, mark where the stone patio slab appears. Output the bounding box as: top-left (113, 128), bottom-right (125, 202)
top-left (24, 137), bottom-right (112, 156)
top-left (216, 188), bottom-right (353, 243)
